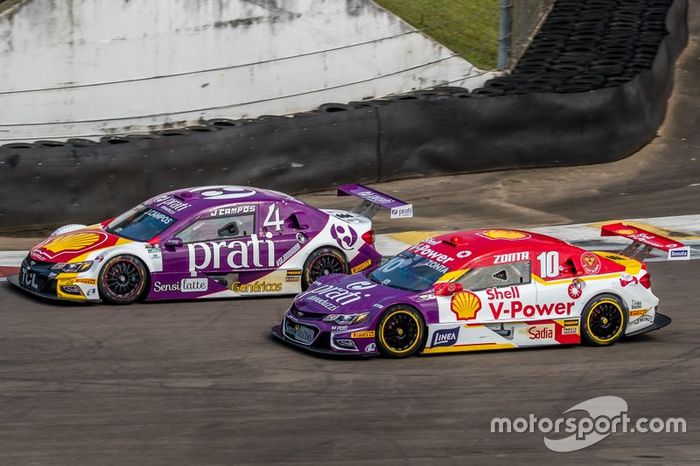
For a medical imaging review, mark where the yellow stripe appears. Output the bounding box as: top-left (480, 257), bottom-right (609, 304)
top-left (435, 270), bottom-right (467, 283)
top-left (422, 342), bottom-right (515, 354)
top-left (594, 251), bottom-right (642, 275)
top-left (386, 231), bottom-right (445, 245)
top-left (532, 272), bottom-right (621, 286)
top-left (68, 238), bottom-right (132, 263)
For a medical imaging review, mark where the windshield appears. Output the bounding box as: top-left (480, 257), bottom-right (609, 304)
top-left (107, 206), bottom-right (175, 241)
top-left (369, 252), bottom-right (451, 292)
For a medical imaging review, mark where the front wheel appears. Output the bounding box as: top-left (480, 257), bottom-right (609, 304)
top-left (376, 306), bottom-right (425, 358)
top-left (581, 294), bottom-right (627, 346)
top-left (98, 255), bottom-right (148, 304)
top-left (302, 247), bottom-right (348, 290)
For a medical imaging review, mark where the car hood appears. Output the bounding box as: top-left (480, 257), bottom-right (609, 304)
top-left (29, 228), bottom-right (126, 263)
top-left (294, 273), bottom-right (415, 315)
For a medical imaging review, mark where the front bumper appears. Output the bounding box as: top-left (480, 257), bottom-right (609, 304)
top-left (271, 325), bottom-right (357, 356)
top-left (7, 273), bottom-right (75, 302)
top-left (8, 258), bottom-right (94, 303)
top-left (271, 315), bottom-right (378, 357)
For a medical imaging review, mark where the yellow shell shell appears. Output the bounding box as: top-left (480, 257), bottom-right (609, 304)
top-left (614, 228), bottom-right (637, 235)
top-left (44, 233), bottom-right (101, 253)
top-left (481, 229), bottom-right (529, 240)
top-left (451, 291), bottom-right (481, 321)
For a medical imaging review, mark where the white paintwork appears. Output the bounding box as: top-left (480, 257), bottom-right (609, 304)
top-left (0, 0), bottom-right (496, 143)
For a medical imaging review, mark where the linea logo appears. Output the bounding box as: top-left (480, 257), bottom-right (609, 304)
top-left (431, 327), bottom-right (460, 347)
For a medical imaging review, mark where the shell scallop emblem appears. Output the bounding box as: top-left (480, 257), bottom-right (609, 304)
top-left (43, 233), bottom-right (103, 254)
top-left (615, 228), bottom-right (637, 235)
top-left (450, 291), bottom-right (482, 321)
top-left (480, 230), bottom-right (531, 241)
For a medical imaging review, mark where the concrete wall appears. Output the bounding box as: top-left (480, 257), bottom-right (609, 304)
top-left (0, 0), bottom-right (495, 143)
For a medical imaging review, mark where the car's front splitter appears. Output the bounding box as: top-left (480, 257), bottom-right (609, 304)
top-left (7, 274), bottom-right (91, 304)
top-left (270, 325), bottom-right (374, 357)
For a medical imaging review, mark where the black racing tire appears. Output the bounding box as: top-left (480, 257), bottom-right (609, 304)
top-left (581, 294), bottom-right (628, 346)
top-left (376, 306), bottom-right (426, 358)
top-left (301, 247), bottom-right (348, 290)
top-left (98, 255), bottom-right (148, 305)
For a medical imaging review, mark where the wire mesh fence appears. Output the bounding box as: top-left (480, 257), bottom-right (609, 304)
top-left (508, 0), bottom-right (557, 67)
top-left (374, 0), bottom-right (554, 70)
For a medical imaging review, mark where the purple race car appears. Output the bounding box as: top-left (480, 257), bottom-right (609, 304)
top-left (9, 184), bottom-right (412, 304)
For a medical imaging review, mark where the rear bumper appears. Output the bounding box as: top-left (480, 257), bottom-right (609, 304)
top-left (626, 312), bottom-right (672, 337)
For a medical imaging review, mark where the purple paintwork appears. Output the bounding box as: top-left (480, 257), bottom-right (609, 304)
top-left (14, 184), bottom-right (397, 303)
top-left (274, 273), bottom-right (439, 355)
top-left (140, 186), bottom-right (383, 301)
top-left (337, 184), bottom-right (413, 219)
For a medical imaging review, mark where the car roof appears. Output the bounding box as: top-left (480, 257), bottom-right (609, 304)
top-left (410, 229), bottom-right (579, 270)
top-left (143, 186), bottom-right (306, 219)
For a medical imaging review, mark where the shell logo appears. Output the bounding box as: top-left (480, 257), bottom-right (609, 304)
top-left (43, 233), bottom-right (103, 254)
top-left (450, 291), bottom-right (482, 321)
top-left (615, 228), bottom-right (637, 235)
top-left (480, 229), bottom-right (531, 240)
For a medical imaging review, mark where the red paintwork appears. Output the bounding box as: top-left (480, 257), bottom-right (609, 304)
top-left (410, 229), bottom-right (626, 279)
top-left (29, 229), bottom-right (120, 263)
top-left (601, 223), bottom-right (685, 251)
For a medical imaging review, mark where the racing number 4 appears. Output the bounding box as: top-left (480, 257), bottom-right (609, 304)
top-left (264, 204), bottom-right (283, 231)
top-left (537, 251), bottom-right (559, 278)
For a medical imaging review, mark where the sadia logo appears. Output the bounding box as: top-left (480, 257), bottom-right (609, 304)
top-left (431, 327), bottom-right (459, 347)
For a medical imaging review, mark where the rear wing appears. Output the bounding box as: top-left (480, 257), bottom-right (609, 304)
top-left (601, 222), bottom-right (690, 261)
top-left (337, 184), bottom-right (413, 220)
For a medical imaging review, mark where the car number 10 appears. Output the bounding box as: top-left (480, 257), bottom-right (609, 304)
top-left (537, 251), bottom-right (560, 278)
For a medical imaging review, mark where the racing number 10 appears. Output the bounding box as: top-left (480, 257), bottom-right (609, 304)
top-left (537, 251), bottom-right (560, 278)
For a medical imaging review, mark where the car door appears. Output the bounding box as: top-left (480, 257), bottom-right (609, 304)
top-left (435, 258), bottom-right (537, 325)
top-left (152, 208), bottom-right (259, 296)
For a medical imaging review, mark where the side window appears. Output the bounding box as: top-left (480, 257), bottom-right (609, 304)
top-left (176, 214), bottom-right (255, 243)
top-left (458, 261), bottom-right (531, 291)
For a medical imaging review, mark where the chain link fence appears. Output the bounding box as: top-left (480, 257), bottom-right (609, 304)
top-left (504, 0), bottom-right (557, 68)
top-left (375, 0), bottom-right (554, 70)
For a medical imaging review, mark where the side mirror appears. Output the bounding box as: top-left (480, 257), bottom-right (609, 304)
top-left (434, 282), bottom-right (464, 296)
top-left (164, 237), bottom-right (184, 250)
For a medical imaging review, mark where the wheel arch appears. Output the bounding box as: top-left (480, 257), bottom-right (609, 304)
top-left (94, 248), bottom-right (153, 303)
top-left (375, 303), bottom-right (429, 357)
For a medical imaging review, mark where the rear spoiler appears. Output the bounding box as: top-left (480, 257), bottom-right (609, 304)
top-left (601, 222), bottom-right (690, 261)
top-left (337, 184), bottom-right (413, 220)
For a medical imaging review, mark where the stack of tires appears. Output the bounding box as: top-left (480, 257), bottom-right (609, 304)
top-left (477, 0), bottom-right (673, 96)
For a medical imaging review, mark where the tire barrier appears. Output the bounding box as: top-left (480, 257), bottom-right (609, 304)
top-left (0, 0), bottom-right (688, 230)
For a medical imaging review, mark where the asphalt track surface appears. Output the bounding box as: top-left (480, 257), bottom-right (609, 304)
top-left (2, 9), bottom-right (700, 466)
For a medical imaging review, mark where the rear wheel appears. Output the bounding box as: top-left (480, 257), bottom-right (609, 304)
top-left (302, 247), bottom-right (348, 290)
top-left (377, 306), bottom-right (425, 358)
top-left (98, 255), bottom-right (148, 304)
top-left (581, 294), bottom-right (627, 346)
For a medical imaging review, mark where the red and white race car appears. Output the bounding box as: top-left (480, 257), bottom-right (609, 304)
top-left (274, 223), bottom-right (688, 357)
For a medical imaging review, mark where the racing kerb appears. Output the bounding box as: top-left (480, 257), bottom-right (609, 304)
top-left (0, 0), bottom-right (689, 230)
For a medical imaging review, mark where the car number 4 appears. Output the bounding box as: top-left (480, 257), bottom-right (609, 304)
top-left (264, 204), bottom-right (283, 231)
